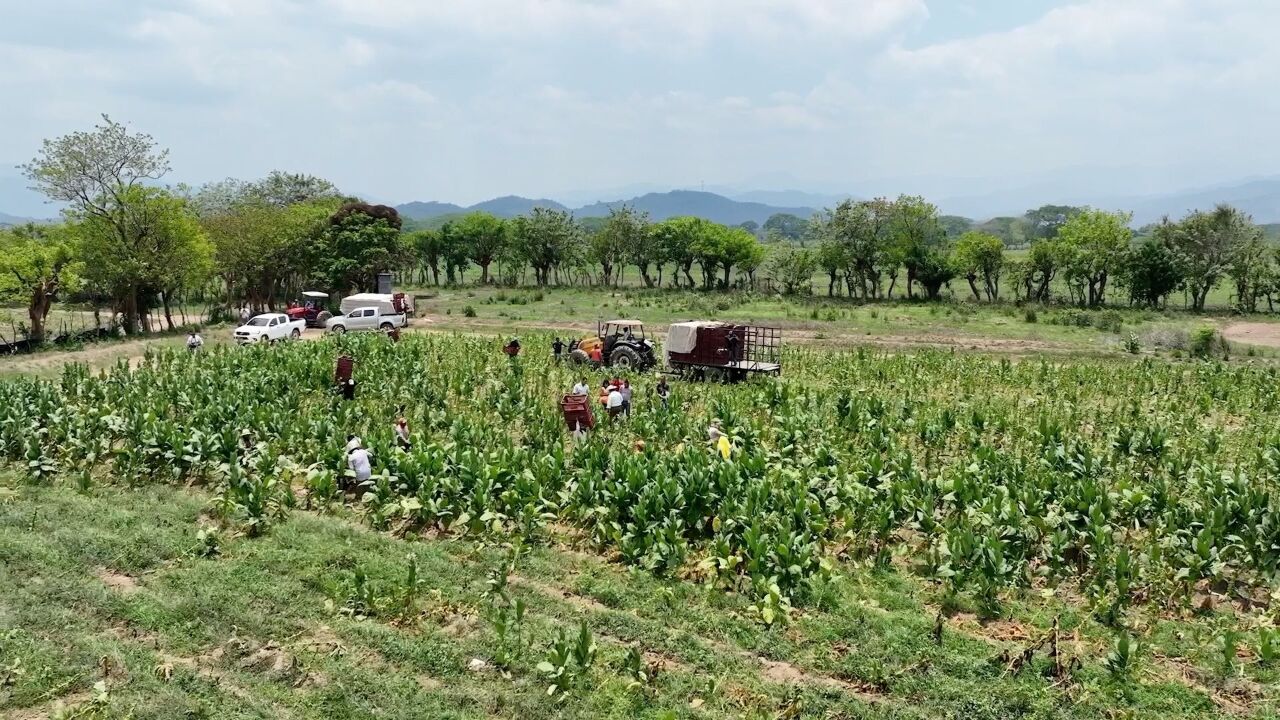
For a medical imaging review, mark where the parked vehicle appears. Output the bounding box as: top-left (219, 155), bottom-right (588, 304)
top-left (665, 321), bottom-right (781, 381)
top-left (568, 320), bottom-right (657, 370)
top-left (285, 291), bottom-right (332, 328)
top-left (338, 293), bottom-right (413, 320)
top-left (325, 306), bottom-right (407, 334)
top-left (233, 313), bottom-right (305, 345)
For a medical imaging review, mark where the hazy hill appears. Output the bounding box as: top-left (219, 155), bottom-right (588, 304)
top-left (396, 201), bottom-right (464, 220)
top-left (0, 211), bottom-right (35, 227)
top-left (1123, 178), bottom-right (1280, 226)
top-left (468, 195), bottom-right (569, 217)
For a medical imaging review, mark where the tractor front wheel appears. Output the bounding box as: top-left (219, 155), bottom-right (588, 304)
top-left (569, 348), bottom-right (590, 366)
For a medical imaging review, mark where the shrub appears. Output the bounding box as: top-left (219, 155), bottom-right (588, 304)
top-left (1190, 327), bottom-right (1219, 359)
top-left (1096, 310), bottom-right (1123, 333)
top-left (1023, 308), bottom-right (1038, 324)
top-left (1123, 333), bottom-right (1141, 355)
top-left (463, 305), bottom-right (477, 318)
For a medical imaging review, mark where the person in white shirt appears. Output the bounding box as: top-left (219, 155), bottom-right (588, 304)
top-left (607, 385), bottom-right (624, 420)
top-left (393, 409), bottom-right (411, 451)
top-left (186, 330), bottom-right (204, 353)
top-left (572, 378), bottom-right (590, 396)
top-left (346, 434), bottom-right (372, 486)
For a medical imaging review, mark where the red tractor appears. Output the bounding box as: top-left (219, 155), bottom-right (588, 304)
top-left (285, 291), bottom-right (333, 328)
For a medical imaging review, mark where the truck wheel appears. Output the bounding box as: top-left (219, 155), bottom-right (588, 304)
top-left (569, 349), bottom-right (589, 366)
top-left (291, 328), bottom-right (301, 340)
top-left (380, 322), bottom-right (393, 331)
top-left (610, 345), bottom-right (642, 370)
top-left (330, 325), bottom-right (346, 335)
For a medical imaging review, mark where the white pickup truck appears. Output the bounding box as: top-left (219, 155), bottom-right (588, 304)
top-left (324, 306), bottom-right (407, 334)
top-left (233, 313), bottom-right (305, 345)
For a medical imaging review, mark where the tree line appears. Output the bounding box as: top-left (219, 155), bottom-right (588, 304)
top-left (5, 117), bottom-right (1279, 346)
top-left (1, 117), bottom-right (405, 342)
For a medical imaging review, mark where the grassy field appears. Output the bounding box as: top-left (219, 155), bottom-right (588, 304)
top-left (412, 285), bottom-right (1274, 358)
top-left (2, 328), bottom-right (1279, 719)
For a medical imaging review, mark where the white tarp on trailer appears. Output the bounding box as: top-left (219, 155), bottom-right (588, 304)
top-left (665, 321), bottom-right (724, 356)
top-left (340, 293), bottom-right (397, 316)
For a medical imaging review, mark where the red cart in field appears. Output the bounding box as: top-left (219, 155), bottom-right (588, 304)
top-left (560, 393), bottom-right (595, 431)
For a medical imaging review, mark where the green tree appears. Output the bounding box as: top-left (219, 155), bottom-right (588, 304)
top-left (201, 197), bottom-right (333, 311)
top-left (889, 195), bottom-right (951, 300)
top-left (1227, 226), bottom-right (1270, 312)
top-left (766, 244), bottom-right (817, 294)
top-left (828, 198), bottom-right (893, 299)
top-left (77, 186), bottom-right (213, 330)
top-left (591, 206), bottom-right (650, 286)
top-left (939, 215), bottom-right (974, 238)
top-left (952, 231), bottom-right (1004, 301)
top-left (1024, 205), bottom-right (1084, 240)
top-left (1121, 235), bottom-right (1182, 308)
top-left (652, 216), bottom-right (716, 289)
top-left (21, 115), bottom-right (172, 333)
top-left (511, 208), bottom-right (580, 286)
top-left (720, 227), bottom-right (764, 287)
top-left (1024, 239), bottom-right (1062, 302)
top-left (0, 224), bottom-right (82, 343)
top-left (763, 213), bottom-right (807, 241)
top-left (316, 203), bottom-right (405, 293)
top-left (453, 212), bottom-right (507, 285)
top-left (1057, 209), bottom-right (1133, 306)
top-left (407, 229), bottom-right (443, 285)
top-left (1168, 205), bottom-right (1257, 311)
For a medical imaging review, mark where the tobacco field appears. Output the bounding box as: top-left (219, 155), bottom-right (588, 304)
top-left (1, 333), bottom-right (1278, 719)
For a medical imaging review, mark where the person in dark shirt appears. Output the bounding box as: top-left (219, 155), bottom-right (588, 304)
top-left (725, 329), bottom-right (741, 363)
top-left (552, 337), bottom-right (565, 361)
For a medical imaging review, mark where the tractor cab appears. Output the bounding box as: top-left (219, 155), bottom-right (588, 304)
top-left (286, 291), bottom-right (332, 328)
top-left (571, 320), bottom-right (657, 371)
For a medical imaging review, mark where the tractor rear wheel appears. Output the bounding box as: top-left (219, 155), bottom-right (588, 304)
top-left (569, 348), bottom-right (590, 366)
top-left (610, 345), bottom-right (642, 370)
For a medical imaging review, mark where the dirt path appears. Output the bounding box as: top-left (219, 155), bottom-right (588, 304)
top-left (1222, 321), bottom-right (1280, 348)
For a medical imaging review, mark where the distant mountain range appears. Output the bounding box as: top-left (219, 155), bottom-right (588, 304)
top-left (397, 190), bottom-right (817, 227)
top-left (0, 210), bottom-right (35, 227)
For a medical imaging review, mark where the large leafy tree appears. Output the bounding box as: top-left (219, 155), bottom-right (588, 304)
top-left (1024, 205), bottom-right (1084, 240)
top-left (766, 244), bottom-right (817, 294)
top-left (20, 115), bottom-right (172, 333)
top-left (1168, 204), bottom-right (1257, 311)
top-left (1056, 209), bottom-right (1133, 306)
top-left (952, 231), bottom-right (1004, 301)
top-left (511, 208), bottom-right (580, 286)
top-left (0, 224), bottom-right (82, 343)
top-left (651, 216), bottom-right (716, 288)
top-left (763, 213), bottom-right (807, 241)
top-left (77, 186), bottom-right (213, 330)
top-left (1121, 235), bottom-right (1182, 308)
top-left (720, 227), bottom-right (764, 287)
top-left (316, 203), bottom-right (406, 293)
top-left (453, 211), bottom-right (507, 285)
top-left (889, 195), bottom-right (952, 300)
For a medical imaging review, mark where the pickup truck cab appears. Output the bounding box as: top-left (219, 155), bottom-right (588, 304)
top-left (233, 313), bottom-right (305, 345)
top-left (324, 306), bottom-right (407, 334)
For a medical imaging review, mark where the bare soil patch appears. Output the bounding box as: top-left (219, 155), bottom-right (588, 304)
top-left (95, 568), bottom-right (140, 594)
top-left (1223, 321), bottom-right (1280, 348)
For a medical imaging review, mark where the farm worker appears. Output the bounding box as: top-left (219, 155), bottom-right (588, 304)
top-left (572, 420), bottom-right (586, 443)
top-left (238, 429), bottom-right (257, 467)
top-left (607, 384), bottom-right (625, 420)
top-left (717, 435), bottom-right (732, 460)
top-left (598, 379), bottom-right (610, 407)
top-left (726, 329), bottom-right (741, 363)
top-left (620, 379), bottom-right (632, 417)
top-left (239, 306), bottom-right (250, 323)
top-left (589, 345), bottom-right (603, 366)
top-left (552, 337), bottom-right (565, 361)
top-left (504, 337), bottom-right (521, 356)
top-left (346, 435), bottom-right (373, 485)
top-left (572, 378), bottom-right (590, 396)
top-left (394, 409), bottom-right (412, 451)
top-left (342, 376), bottom-right (357, 401)
top-left (655, 376), bottom-right (671, 409)
top-left (186, 330), bottom-right (203, 353)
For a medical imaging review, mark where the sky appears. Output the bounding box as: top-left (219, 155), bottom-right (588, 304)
top-left (3, 0), bottom-right (1280, 212)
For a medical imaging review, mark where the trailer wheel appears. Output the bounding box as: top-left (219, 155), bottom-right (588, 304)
top-left (610, 345), bottom-right (642, 370)
top-left (569, 348), bottom-right (590, 366)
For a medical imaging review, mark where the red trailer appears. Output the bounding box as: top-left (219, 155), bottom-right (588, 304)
top-left (560, 393), bottom-right (596, 431)
top-left (664, 321), bottom-right (781, 381)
